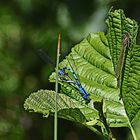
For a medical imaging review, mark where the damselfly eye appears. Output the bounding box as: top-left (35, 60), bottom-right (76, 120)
top-left (123, 32), bottom-right (130, 46)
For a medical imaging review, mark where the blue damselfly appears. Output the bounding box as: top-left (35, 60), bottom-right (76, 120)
top-left (59, 66), bottom-right (91, 103)
top-left (37, 49), bottom-right (91, 103)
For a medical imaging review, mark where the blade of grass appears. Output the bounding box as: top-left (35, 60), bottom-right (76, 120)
top-left (54, 34), bottom-right (61, 140)
top-left (127, 117), bottom-right (138, 140)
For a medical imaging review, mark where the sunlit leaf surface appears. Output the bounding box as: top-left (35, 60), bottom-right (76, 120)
top-left (24, 9), bottom-right (140, 136)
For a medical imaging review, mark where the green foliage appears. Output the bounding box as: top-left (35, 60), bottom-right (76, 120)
top-left (24, 9), bottom-right (140, 139)
top-left (106, 9), bottom-right (140, 125)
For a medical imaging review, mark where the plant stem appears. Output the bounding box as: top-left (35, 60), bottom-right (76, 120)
top-left (54, 34), bottom-right (61, 140)
top-left (128, 118), bottom-right (138, 140)
top-left (85, 125), bottom-right (107, 140)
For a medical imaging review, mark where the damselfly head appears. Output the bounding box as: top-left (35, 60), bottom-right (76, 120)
top-left (123, 32), bottom-right (130, 47)
top-left (58, 68), bottom-right (69, 81)
top-left (124, 32), bottom-right (130, 38)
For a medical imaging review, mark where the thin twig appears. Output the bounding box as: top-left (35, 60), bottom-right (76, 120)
top-left (54, 34), bottom-right (61, 140)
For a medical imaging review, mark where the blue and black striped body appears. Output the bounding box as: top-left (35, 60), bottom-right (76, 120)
top-left (37, 49), bottom-right (91, 104)
top-left (58, 67), bottom-right (91, 103)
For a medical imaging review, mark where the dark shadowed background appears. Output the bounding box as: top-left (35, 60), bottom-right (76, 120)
top-left (0, 0), bottom-right (140, 140)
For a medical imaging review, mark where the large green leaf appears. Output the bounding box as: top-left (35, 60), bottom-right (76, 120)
top-left (106, 9), bottom-right (140, 125)
top-left (24, 89), bottom-right (127, 139)
top-left (24, 31), bottom-right (128, 128)
top-left (49, 31), bottom-right (128, 126)
top-left (24, 9), bottom-right (140, 139)
top-left (24, 90), bottom-right (87, 123)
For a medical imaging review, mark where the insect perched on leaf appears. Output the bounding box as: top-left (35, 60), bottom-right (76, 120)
top-left (37, 49), bottom-right (91, 104)
top-left (58, 66), bottom-right (91, 104)
top-left (115, 32), bottom-right (130, 88)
